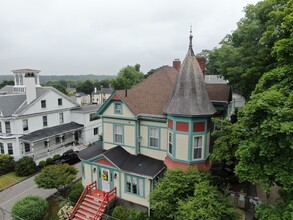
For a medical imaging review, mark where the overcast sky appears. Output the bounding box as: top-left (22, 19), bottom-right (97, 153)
top-left (0, 0), bottom-right (260, 75)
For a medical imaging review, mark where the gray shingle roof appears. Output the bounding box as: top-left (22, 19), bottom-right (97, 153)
top-left (104, 146), bottom-right (165, 178)
top-left (164, 34), bottom-right (216, 116)
top-left (0, 94), bottom-right (26, 117)
top-left (20, 122), bottom-right (83, 143)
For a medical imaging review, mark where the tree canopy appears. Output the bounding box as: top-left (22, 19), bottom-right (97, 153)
top-left (34, 164), bottom-right (77, 194)
top-left (209, 0), bottom-right (293, 218)
top-left (206, 0), bottom-right (292, 100)
top-left (110, 64), bottom-right (144, 90)
top-left (150, 168), bottom-right (238, 220)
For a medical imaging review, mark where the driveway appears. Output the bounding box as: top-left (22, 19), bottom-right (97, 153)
top-left (0, 162), bottom-right (81, 220)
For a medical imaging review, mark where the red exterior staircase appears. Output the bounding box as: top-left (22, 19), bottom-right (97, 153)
top-left (70, 181), bottom-right (116, 220)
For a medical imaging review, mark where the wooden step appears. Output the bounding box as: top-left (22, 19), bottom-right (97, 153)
top-left (72, 216), bottom-right (85, 220)
top-left (82, 200), bottom-right (100, 210)
top-left (79, 205), bottom-right (96, 215)
top-left (76, 209), bottom-right (95, 219)
top-left (84, 196), bottom-right (101, 205)
top-left (86, 195), bottom-right (103, 202)
top-left (74, 212), bottom-right (92, 220)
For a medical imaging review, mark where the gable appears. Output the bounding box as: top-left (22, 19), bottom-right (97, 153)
top-left (21, 89), bottom-right (79, 115)
top-left (95, 157), bottom-right (116, 168)
top-left (97, 92), bottom-right (135, 118)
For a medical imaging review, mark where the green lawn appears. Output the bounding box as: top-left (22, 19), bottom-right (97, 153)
top-left (0, 172), bottom-right (27, 190)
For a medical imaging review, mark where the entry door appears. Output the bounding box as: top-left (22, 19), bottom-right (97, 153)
top-left (101, 168), bottom-right (110, 192)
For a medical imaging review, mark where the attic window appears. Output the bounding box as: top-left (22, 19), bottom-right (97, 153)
top-left (114, 103), bottom-right (122, 114)
top-left (58, 98), bottom-right (62, 106)
top-left (41, 100), bottom-right (46, 108)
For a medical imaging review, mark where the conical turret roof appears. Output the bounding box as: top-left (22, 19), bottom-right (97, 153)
top-left (164, 33), bottom-right (216, 116)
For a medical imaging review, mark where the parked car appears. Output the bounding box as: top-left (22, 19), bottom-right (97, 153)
top-left (51, 150), bottom-right (80, 165)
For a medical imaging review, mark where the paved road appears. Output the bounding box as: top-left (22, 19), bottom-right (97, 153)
top-left (0, 162), bottom-right (81, 220)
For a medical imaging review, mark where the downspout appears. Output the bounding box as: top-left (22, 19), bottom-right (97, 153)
top-left (136, 119), bottom-right (141, 155)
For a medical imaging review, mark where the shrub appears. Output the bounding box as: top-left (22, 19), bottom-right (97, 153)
top-left (11, 195), bottom-right (48, 220)
top-left (15, 156), bottom-right (36, 177)
top-left (0, 154), bottom-right (15, 175)
top-left (112, 206), bottom-right (129, 220)
top-left (53, 154), bottom-right (61, 160)
top-left (38, 160), bottom-right (46, 168)
top-left (68, 181), bottom-right (83, 203)
top-left (45, 157), bottom-right (53, 165)
top-left (112, 206), bottom-right (148, 220)
top-left (58, 202), bottom-right (74, 220)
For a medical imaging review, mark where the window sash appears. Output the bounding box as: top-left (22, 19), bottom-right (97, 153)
top-left (94, 127), bottom-right (98, 135)
top-left (41, 100), bottom-right (46, 108)
top-left (8, 143), bottom-right (13, 155)
top-left (126, 175), bottom-right (144, 197)
top-left (168, 132), bottom-right (173, 154)
top-left (114, 103), bottom-right (122, 114)
top-left (193, 136), bottom-right (203, 159)
top-left (24, 143), bottom-right (30, 152)
top-left (150, 128), bottom-right (159, 147)
top-left (5, 122), bottom-right (11, 133)
top-left (43, 116), bottom-right (48, 127)
top-left (58, 98), bottom-right (62, 106)
top-left (59, 113), bottom-right (64, 123)
top-left (23, 119), bottom-right (28, 131)
top-left (0, 143), bottom-right (4, 154)
top-left (114, 125), bottom-right (123, 143)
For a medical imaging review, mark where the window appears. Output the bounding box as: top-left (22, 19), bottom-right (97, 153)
top-left (5, 121), bottom-right (11, 133)
top-left (114, 125), bottom-right (123, 144)
top-left (149, 127), bottom-right (159, 147)
top-left (59, 113), bottom-right (64, 124)
top-left (94, 127), bottom-right (99, 135)
top-left (125, 175), bottom-right (144, 197)
top-left (23, 119), bottom-right (28, 131)
top-left (0, 143), bottom-right (4, 154)
top-left (0, 122), bottom-right (2, 133)
top-left (168, 131), bottom-right (173, 155)
top-left (56, 136), bottom-right (61, 144)
top-left (43, 116), bottom-right (48, 127)
top-left (24, 143), bottom-right (30, 153)
top-left (193, 136), bottom-right (203, 159)
top-left (41, 100), bottom-right (46, 108)
top-left (58, 98), bottom-right (62, 106)
top-left (89, 113), bottom-right (100, 121)
top-left (114, 103), bottom-right (122, 114)
top-left (8, 143), bottom-right (13, 155)
top-left (44, 140), bottom-right (50, 148)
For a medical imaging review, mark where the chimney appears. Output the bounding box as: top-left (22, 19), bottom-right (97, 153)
top-left (94, 87), bottom-right (97, 93)
top-left (23, 72), bottom-right (37, 104)
top-left (196, 57), bottom-right (206, 76)
top-left (173, 58), bottom-right (181, 71)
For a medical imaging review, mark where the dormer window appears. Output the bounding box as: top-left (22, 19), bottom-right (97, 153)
top-left (114, 103), bottom-right (122, 114)
top-left (41, 100), bottom-right (46, 108)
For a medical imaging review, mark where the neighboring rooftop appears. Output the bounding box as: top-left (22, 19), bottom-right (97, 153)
top-left (20, 122), bottom-right (83, 143)
top-left (71, 104), bottom-right (101, 113)
top-left (205, 75), bottom-right (228, 84)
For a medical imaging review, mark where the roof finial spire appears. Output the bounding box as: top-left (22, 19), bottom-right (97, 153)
top-left (189, 25), bottom-right (193, 49)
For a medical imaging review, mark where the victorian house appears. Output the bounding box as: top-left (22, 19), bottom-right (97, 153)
top-left (72, 34), bottom-right (232, 219)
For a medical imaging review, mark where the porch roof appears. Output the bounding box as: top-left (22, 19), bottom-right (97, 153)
top-left (78, 141), bottom-right (105, 160)
top-left (20, 122), bottom-right (83, 143)
top-left (104, 146), bottom-right (165, 178)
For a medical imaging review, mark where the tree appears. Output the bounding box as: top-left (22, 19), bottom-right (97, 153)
top-left (0, 80), bottom-right (14, 89)
top-left (209, 0), bottom-right (293, 217)
top-left (111, 64), bottom-right (144, 90)
top-left (0, 154), bottom-right (15, 175)
top-left (206, 0), bottom-right (291, 100)
top-left (150, 168), bottom-right (237, 219)
top-left (15, 156), bottom-right (37, 177)
top-left (11, 196), bottom-right (48, 220)
top-left (176, 180), bottom-right (239, 220)
top-left (34, 164), bottom-right (77, 195)
top-left (44, 81), bottom-right (68, 95)
top-left (76, 80), bottom-right (94, 95)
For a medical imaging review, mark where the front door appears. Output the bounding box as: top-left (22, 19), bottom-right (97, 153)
top-left (101, 168), bottom-right (110, 192)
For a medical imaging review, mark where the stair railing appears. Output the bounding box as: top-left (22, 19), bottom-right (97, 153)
top-left (93, 187), bottom-right (117, 220)
top-left (70, 181), bottom-right (97, 219)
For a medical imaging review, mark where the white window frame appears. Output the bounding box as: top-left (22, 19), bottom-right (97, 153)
top-left (43, 116), bottom-right (48, 127)
top-left (193, 135), bottom-right (204, 159)
top-left (114, 125), bottom-right (123, 144)
top-left (149, 127), bottom-right (159, 148)
top-left (168, 131), bottom-right (173, 155)
top-left (5, 121), bottom-right (11, 133)
top-left (23, 119), bottom-right (28, 131)
top-left (59, 113), bottom-right (64, 124)
top-left (114, 103), bottom-right (122, 114)
top-left (8, 143), bottom-right (13, 155)
top-left (94, 127), bottom-right (99, 135)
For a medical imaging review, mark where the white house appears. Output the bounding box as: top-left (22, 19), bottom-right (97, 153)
top-left (0, 69), bottom-right (102, 162)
